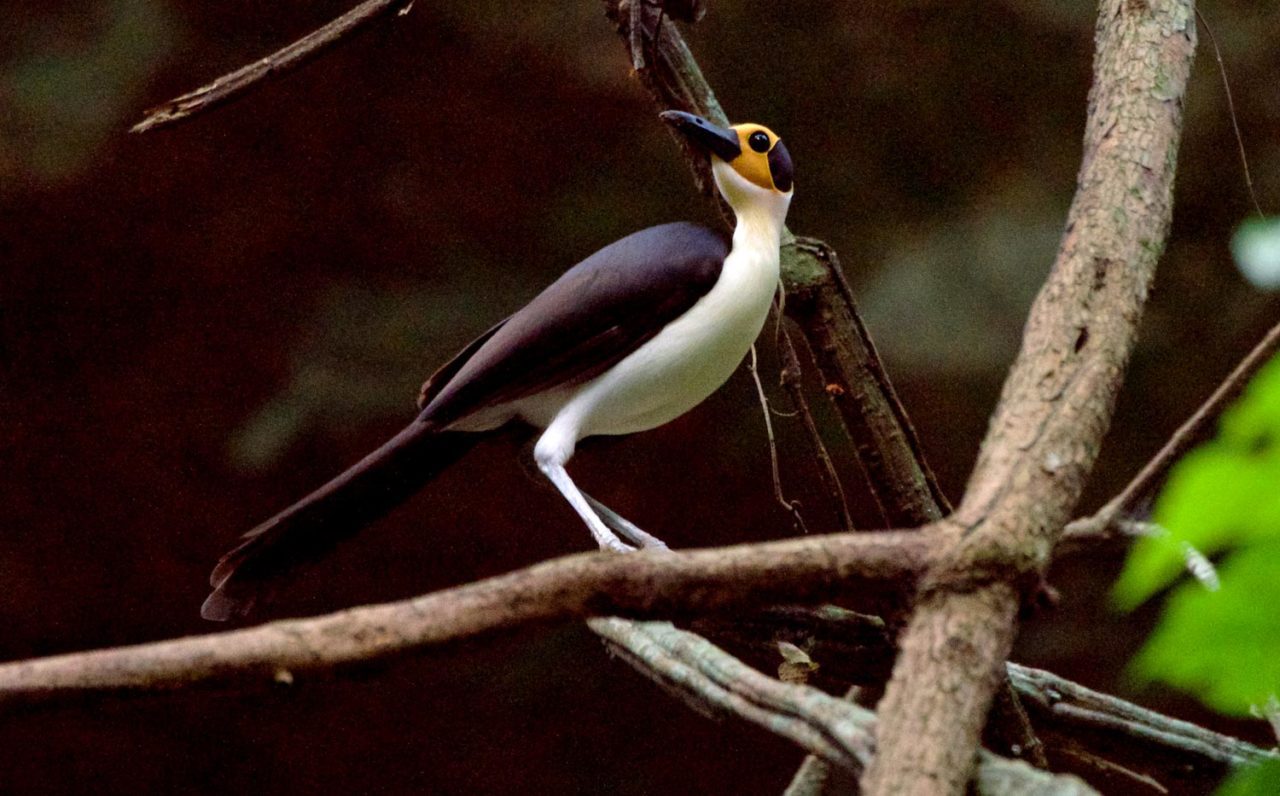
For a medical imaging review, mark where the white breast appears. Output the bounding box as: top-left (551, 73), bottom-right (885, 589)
top-left (516, 216), bottom-right (782, 440)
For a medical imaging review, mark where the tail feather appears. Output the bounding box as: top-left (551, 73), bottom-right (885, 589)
top-left (202, 422), bottom-right (481, 621)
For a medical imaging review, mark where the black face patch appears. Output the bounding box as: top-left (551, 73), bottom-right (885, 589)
top-left (768, 140), bottom-right (794, 192)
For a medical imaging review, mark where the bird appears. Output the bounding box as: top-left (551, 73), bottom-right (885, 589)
top-left (202, 110), bottom-right (795, 621)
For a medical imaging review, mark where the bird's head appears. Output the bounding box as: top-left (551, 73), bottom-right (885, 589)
top-left (660, 110), bottom-right (793, 224)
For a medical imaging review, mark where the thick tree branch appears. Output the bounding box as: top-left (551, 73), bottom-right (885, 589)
top-left (0, 531), bottom-right (927, 704)
top-left (864, 2), bottom-right (1197, 793)
top-left (131, 0), bottom-right (415, 133)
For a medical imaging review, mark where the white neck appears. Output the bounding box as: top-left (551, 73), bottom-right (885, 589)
top-left (712, 160), bottom-right (791, 257)
top-left (731, 200), bottom-right (787, 256)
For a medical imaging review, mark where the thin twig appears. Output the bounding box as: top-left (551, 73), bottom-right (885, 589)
top-left (1063, 319), bottom-right (1280, 547)
top-left (131, 0), bottom-right (415, 133)
top-left (776, 322), bottom-right (856, 533)
top-left (1196, 8), bottom-right (1266, 218)
top-left (749, 343), bottom-right (810, 534)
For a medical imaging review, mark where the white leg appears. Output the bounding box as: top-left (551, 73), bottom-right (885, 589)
top-left (535, 428), bottom-right (634, 553)
top-left (583, 493), bottom-right (669, 551)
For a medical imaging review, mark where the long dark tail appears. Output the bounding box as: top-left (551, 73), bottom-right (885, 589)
top-left (202, 421), bottom-right (482, 621)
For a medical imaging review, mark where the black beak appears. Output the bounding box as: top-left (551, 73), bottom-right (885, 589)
top-left (659, 111), bottom-right (741, 162)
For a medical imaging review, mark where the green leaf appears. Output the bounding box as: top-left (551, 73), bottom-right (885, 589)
top-left (1131, 540), bottom-right (1280, 715)
top-left (1217, 759), bottom-right (1280, 796)
top-left (1113, 354), bottom-right (1280, 608)
top-left (1117, 353), bottom-right (1280, 716)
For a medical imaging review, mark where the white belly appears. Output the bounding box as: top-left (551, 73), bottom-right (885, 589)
top-left (516, 243), bottom-right (780, 438)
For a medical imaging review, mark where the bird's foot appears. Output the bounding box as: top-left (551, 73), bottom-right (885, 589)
top-left (583, 493), bottom-right (670, 552)
top-left (595, 533), bottom-right (638, 554)
top-left (624, 529), bottom-right (669, 551)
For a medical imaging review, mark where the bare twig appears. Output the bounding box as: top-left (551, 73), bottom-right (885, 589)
top-left (780, 239), bottom-right (952, 526)
top-left (749, 343), bottom-right (810, 533)
top-left (131, 0), bottom-right (415, 133)
top-left (1195, 8), bottom-right (1266, 218)
top-left (1063, 319), bottom-right (1280, 548)
top-left (777, 322), bottom-right (857, 533)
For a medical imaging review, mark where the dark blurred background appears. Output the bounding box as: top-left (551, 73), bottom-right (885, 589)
top-left (2, 1), bottom-right (1278, 792)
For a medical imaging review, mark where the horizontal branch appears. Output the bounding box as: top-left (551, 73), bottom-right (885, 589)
top-left (0, 530), bottom-right (928, 703)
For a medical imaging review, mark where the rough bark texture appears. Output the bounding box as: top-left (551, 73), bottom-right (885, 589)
top-left (782, 238), bottom-right (952, 525)
top-left (592, 619), bottom-right (1101, 795)
top-left (695, 606), bottom-right (1270, 793)
top-left (0, 531), bottom-right (928, 703)
top-left (863, 2), bottom-right (1196, 793)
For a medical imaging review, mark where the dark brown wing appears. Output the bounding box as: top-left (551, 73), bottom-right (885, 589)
top-left (417, 319), bottom-right (507, 409)
top-left (419, 222), bottom-right (728, 428)
top-left (202, 222), bottom-right (727, 620)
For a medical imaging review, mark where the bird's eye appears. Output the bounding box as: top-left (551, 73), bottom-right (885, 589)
top-left (748, 131), bottom-right (771, 153)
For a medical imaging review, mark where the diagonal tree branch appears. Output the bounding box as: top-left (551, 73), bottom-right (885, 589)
top-left (693, 603), bottom-right (1271, 792)
top-left (1062, 317), bottom-right (1280, 548)
top-left (602, 1), bottom-right (951, 525)
top-left (591, 619), bottom-right (1100, 795)
top-left (864, 2), bottom-right (1197, 793)
top-left (131, 0), bottom-right (415, 133)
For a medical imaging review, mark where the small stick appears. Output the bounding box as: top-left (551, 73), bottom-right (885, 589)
top-left (132, 0), bottom-right (415, 133)
top-left (1067, 319), bottom-right (1280, 544)
top-left (749, 344), bottom-right (809, 534)
top-left (776, 320), bottom-right (856, 532)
